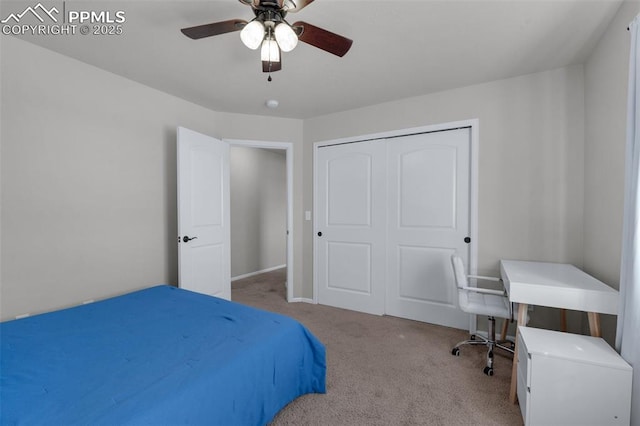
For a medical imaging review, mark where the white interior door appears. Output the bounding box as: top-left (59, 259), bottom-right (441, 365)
top-left (177, 127), bottom-right (231, 299)
top-left (385, 128), bottom-right (471, 329)
top-left (315, 125), bottom-right (474, 329)
top-left (316, 140), bottom-right (387, 315)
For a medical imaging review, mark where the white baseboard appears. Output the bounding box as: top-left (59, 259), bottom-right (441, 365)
top-left (231, 264), bottom-right (286, 282)
top-left (473, 330), bottom-right (516, 341)
top-left (288, 297), bottom-right (315, 304)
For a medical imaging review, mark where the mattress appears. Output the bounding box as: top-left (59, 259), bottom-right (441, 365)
top-left (0, 285), bottom-right (326, 425)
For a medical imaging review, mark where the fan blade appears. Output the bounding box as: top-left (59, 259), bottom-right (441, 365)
top-left (293, 21), bottom-right (352, 57)
top-left (181, 19), bottom-right (247, 40)
top-left (283, 0), bottom-right (315, 13)
top-left (262, 60), bottom-right (282, 72)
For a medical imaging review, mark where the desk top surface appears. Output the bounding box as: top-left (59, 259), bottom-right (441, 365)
top-left (500, 260), bottom-right (618, 314)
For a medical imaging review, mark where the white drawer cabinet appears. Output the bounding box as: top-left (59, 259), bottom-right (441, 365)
top-left (517, 326), bottom-right (632, 425)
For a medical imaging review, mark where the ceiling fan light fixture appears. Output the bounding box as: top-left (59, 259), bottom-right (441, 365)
top-left (282, 0), bottom-right (296, 11)
top-left (261, 37), bottom-right (281, 63)
top-left (274, 23), bottom-right (298, 52)
top-left (240, 20), bottom-right (264, 50)
top-left (181, 0), bottom-right (353, 76)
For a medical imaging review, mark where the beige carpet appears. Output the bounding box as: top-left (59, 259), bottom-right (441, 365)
top-left (232, 268), bottom-right (524, 426)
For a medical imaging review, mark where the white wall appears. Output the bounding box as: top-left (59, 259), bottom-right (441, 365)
top-left (584, 3), bottom-right (639, 286)
top-left (584, 0), bottom-right (640, 362)
top-left (303, 66), bottom-right (586, 328)
top-left (0, 36), bottom-right (304, 319)
top-left (305, 65), bottom-right (585, 270)
top-left (230, 147), bottom-right (287, 278)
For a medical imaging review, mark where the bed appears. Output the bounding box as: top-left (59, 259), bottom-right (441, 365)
top-left (0, 285), bottom-right (326, 425)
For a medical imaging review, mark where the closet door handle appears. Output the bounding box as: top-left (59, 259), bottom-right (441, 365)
top-left (317, 232), bottom-right (322, 237)
top-left (183, 236), bottom-right (198, 243)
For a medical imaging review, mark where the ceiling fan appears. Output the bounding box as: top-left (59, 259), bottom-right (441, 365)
top-left (181, 0), bottom-right (353, 79)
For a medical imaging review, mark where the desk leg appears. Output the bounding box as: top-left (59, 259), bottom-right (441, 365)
top-left (560, 309), bottom-right (567, 332)
top-left (500, 319), bottom-right (509, 341)
top-left (509, 303), bottom-right (528, 404)
top-left (587, 312), bottom-right (602, 337)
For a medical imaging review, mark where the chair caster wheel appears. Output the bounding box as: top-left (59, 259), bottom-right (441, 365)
top-left (483, 367), bottom-right (494, 376)
top-left (451, 348), bottom-right (460, 356)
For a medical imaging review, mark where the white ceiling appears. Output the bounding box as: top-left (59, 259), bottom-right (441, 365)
top-left (10, 0), bottom-right (623, 119)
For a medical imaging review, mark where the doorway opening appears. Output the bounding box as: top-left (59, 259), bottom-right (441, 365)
top-left (226, 139), bottom-right (294, 302)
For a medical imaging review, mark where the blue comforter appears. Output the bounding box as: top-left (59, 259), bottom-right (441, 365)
top-left (0, 285), bottom-right (326, 425)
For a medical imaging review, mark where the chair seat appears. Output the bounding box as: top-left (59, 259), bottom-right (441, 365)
top-left (463, 291), bottom-right (511, 319)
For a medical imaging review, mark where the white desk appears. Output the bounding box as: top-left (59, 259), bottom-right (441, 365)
top-left (500, 260), bottom-right (619, 404)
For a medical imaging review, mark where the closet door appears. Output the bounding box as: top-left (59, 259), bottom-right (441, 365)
top-left (316, 140), bottom-right (387, 315)
top-left (385, 128), bottom-right (471, 329)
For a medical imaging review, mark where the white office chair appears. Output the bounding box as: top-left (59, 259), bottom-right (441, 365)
top-left (450, 254), bottom-right (515, 376)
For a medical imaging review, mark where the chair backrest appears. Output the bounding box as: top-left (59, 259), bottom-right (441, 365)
top-left (450, 254), bottom-right (468, 289)
top-left (450, 254), bottom-right (471, 312)
top-left (450, 254), bottom-right (513, 319)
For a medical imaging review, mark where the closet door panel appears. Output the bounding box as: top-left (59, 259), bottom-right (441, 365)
top-left (316, 141), bottom-right (386, 315)
top-left (315, 125), bottom-right (474, 330)
top-left (327, 154), bottom-right (372, 226)
top-left (385, 128), bottom-right (471, 329)
top-left (399, 147), bottom-right (457, 228)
